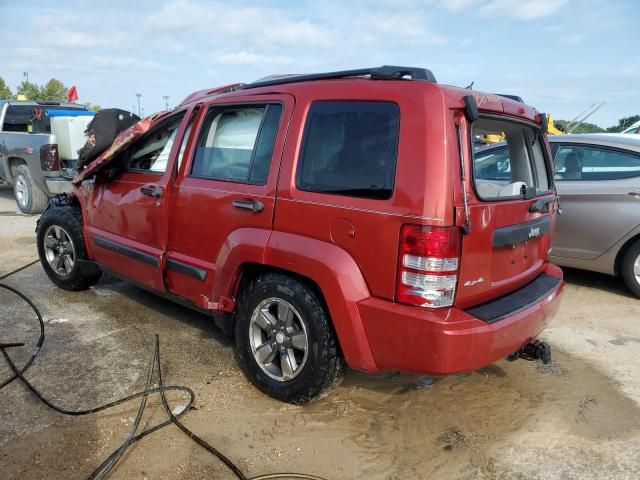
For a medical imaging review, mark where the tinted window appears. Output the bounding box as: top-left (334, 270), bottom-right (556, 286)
top-left (472, 119), bottom-right (550, 200)
top-left (297, 101), bottom-right (400, 200)
top-left (554, 145), bottom-right (640, 181)
top-left (3, 106), bottom-right (34, 132)
top-left (3, 105), bottom-right (87, 133)
top-left (128, 114), bottom-right (184, 174)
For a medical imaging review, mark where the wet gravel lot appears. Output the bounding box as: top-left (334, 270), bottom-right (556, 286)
top-left (1, 185), bottom-right (639, 480)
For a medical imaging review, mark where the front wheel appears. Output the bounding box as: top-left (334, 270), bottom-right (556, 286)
top-left (621, 239), bottom-right (640, 298)
top-left (37, 205), bottom-right (101, 290)
top-left (234, 273), bottom-right (344, 403)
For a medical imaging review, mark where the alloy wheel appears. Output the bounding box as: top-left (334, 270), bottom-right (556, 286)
top-left (634, 252), bottom-right (640, 284)
top-left (43, 225), bottom-right (76, 277)
top-left (249, 297), bottom-right (309, 381)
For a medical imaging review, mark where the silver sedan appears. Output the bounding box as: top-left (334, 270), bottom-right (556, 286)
top-left (474, 134), bottom-right (640, 297)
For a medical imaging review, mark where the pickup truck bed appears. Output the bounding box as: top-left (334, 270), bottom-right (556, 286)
top-left (0, 100), bottom-right (91, 213)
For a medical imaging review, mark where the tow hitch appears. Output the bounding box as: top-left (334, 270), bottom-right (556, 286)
top-left (507, 340), bottom-right (552, 364)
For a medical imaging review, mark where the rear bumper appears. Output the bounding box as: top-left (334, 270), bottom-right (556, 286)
top-left (358, 263), bottom-right (564, 375)
top-left (45, 177), bottom-right (73, 195)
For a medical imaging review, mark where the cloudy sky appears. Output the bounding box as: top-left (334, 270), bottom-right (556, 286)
top-left (1, 0), bottom-right (638, 127)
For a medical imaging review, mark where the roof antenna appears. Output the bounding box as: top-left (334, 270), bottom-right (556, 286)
top-left (465, 81), bottom-right (474, 89)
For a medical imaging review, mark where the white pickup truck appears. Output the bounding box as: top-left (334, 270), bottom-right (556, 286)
top-left (0, 100), bottom-right (94, 213)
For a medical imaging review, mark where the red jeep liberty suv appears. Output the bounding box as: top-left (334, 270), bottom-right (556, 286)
top-left (36, 66), bottom-right (565, 403)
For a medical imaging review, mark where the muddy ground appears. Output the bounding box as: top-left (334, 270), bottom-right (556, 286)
top-left (1, 183), bottom-right (639, 480)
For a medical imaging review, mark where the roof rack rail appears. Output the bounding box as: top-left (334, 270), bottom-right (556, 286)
top-left (495, 94), bottom-right (524, 103)
top-left (241, 65), bottom-right (437, 90)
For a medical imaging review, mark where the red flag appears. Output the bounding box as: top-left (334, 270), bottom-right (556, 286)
top-left (66, 86), bottom-right (78, 103)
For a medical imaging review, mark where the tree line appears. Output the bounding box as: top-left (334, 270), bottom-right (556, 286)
top-left (1, 75), bottom-right (637, 131)
top-left (0, 76), bottom-right (101, 111)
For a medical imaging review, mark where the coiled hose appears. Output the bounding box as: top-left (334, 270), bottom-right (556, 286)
top-left (0, 281), bottom-right (327, 480)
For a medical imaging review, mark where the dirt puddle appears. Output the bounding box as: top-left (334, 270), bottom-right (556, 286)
top-left (2, 275), bottom-right (640, 479)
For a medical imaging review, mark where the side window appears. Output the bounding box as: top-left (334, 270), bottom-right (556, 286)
top-left (296, 101), bottom-right (400, 200)
top-left (127, 114), bottom-right (185, 174)
top-left (554, 145), bottom-right (640, 181)
top-left (190, 104), bottom-right (282, 184)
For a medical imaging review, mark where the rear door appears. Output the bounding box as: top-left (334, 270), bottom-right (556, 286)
top-left (552, 142), bottom-right (640, 259)
top-left (165, 95), bottom-right (293, 305)
top-left (455, 114), bottom-right (556, 307)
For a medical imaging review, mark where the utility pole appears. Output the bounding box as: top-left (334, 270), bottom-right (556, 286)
top-left (136, 93), bottom-right (142, 117)
top-left (163, 95), bottom-right (169, 111)
top-left (23, 71), bottom-right (29, 83)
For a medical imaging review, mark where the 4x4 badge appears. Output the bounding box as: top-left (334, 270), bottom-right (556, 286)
top-left (464, 277), bottom-right (485, 287)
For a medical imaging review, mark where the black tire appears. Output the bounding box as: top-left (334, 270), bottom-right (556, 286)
top-left (621, 239), bottom-right (640, 298)
top-left (13, 164), bottom-right (49, 214)
top-left (234, 273), bottom-right (344, 403)
top-left (37, 206), bottom-right (102, 291)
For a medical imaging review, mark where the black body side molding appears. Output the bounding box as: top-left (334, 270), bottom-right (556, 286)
top-left (166, 259), bottom-right (207, 281)
top-left (93, 236), bottom-right (159, 267)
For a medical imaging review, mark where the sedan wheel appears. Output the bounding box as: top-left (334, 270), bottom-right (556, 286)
top-left (43, 225), bottom-right (76, 277)
top-left (622, 239), bottom-right (640, 298)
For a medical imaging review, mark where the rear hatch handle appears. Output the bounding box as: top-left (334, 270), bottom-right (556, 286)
top-left (529, 197), bottom-right (554, 213)
top-left (529, 195), bottom-right (562, 214)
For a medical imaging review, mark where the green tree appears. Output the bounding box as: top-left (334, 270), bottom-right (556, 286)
top-left (0, 77), bottom-right (13, 99)
top-left (39, 78), bottom-right (67, 102)
top-left (87, 103), bottom-right (102, 112)
top-left (16, 80), bottom-right (40, 100)
top-left (606, 115), bottom-right (640, 133)
top-left (554, 119), bottom-right (605, 134)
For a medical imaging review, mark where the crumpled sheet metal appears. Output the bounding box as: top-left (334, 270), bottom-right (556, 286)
top-left (72, 112), bottom-right (164, 185)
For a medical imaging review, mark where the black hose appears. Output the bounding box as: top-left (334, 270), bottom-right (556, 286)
top-left (0, 281), bottom-right (327, 480)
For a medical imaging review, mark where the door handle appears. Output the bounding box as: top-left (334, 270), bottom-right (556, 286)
top-left (628, 190), bottom-right (640, 199)
top-left (140, 184), bottom-right (163, 198)
top-left (232, 198), bottom-right (264, 212)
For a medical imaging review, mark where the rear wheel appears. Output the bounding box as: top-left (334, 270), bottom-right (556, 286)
top-left (37, 206), bottom-right (101, 290)
top-left (13, 165), bottom-right (48, 214)
top-left (234, 273), bottom-right (344, 403)
top-left (621, 239), bottom-right (640, 298)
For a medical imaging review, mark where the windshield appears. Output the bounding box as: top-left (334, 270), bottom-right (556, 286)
top-left (472, 118), bottom-right (551, 200)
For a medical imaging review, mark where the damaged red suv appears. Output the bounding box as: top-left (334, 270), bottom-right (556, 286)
top-left (36, 66), bottom-right (564, 403)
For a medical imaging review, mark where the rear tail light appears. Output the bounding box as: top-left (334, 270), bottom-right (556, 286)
top-left (40, 144), bottom-right (59, 171)
top-left (396, 225), bottom-right (460, 308)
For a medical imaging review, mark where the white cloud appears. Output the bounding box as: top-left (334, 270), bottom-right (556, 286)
top-left (359, 13), bottom-right (447, 45)
top-left (373, 0), bottom-right (477, 10)
top-left (480, 0), bottom-right (569, 20)
top-left (209, 51), bottom-right (294, 67)
top-left (146, 0), bottom-right (335, 48)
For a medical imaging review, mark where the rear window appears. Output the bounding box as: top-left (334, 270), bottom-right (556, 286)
top-left (472, 118), bottom-right (550, 200)
top-left (2, 104), bottom-right (87, 133)
top-left (296, 101), bottom-right (400, 200)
